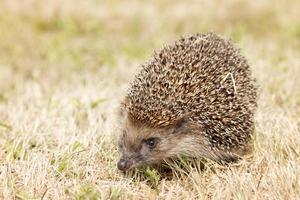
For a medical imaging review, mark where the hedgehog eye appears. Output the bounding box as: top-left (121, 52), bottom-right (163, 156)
top-left (145, 137), bottom-right (158, 149)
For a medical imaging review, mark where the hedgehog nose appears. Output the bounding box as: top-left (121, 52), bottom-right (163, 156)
top-left (117, 159), bottom-right (131, 171)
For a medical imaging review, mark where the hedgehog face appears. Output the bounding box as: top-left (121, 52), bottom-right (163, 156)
top-left (117, 118), bottom-right (191, 171)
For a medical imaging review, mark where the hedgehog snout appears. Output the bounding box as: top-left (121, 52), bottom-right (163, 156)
top-left (117, 153), bottom-right (142, 171)
top-left (117, 158), bottom-right (133, 171)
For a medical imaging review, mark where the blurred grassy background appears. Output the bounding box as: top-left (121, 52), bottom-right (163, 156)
top-left (0, 0), bottom-right (300, 199)
top-left (0, 0), bottom-right (299, 73)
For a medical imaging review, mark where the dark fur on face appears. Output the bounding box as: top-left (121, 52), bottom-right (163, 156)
top-left (117, 116), bottom-right (193, 171)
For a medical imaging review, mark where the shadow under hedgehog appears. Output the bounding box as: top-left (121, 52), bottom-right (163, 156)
top-left (117, 32), bottom-right (257, 171)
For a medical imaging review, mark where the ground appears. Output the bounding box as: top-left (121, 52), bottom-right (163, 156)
top-left (0, 0), bottom-right (300, 199)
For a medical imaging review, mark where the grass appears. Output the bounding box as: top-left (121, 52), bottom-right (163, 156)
top-left (0, 0), bottom-right (300, 199)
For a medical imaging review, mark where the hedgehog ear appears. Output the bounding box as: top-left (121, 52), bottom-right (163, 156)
top-left (172, 117), bottom-right (190, 134)
top-left (118, 97), bottom-right (129, 119)
top-left (118, 106), bottom-right (127, 119)
top-left (118, 106), bottom-right (130, 123)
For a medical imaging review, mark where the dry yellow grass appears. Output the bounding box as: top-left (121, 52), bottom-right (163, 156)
top-left (0, 0), bottom-right (300, 199)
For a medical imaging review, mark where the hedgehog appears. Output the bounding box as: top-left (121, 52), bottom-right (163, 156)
top-left (117, 32), bottom-right (257, 171)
